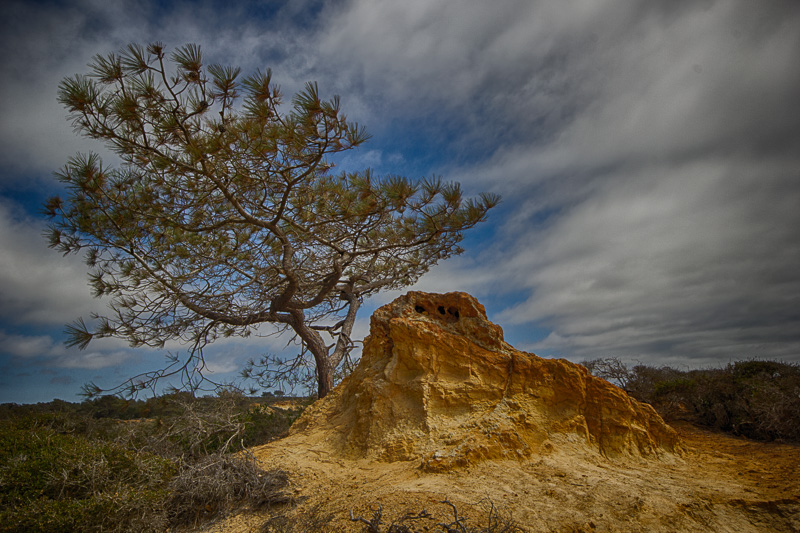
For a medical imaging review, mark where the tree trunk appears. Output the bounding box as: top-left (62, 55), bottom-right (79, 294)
top-left (290, 310), bottom-right (334, 398)
top-left (329, 291), bottom-right (361, 371)
top-left (315, 354), bottom-right (334, 399)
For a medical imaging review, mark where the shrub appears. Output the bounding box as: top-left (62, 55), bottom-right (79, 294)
top-left (242, 401), bottom-right (308, 447)
top-left (0, 391), bottom-right (296, 532)
top-left (581, 358), bottom-right (800, 442)
top-left (167, 454), bottom-right (289, 527)
top-left (0, 423), bottom-right (173, 532)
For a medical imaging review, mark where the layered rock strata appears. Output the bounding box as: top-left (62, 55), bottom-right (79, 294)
top-left (291, 291), bottom-right (682, 470)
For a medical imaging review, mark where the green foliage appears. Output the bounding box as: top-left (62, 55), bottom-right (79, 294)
top-left (652, 377), bottom-right (697, 397)
top-left (0, 423), bottom-right (173, 532)
top-left (0, 392), bottom-right (297, 532)
top-left (241, 402), bottom-right (306, 447)
top-left (47, 42), bottom-right (499, 398)
top-left (582, 358), bottom-right (800, 442)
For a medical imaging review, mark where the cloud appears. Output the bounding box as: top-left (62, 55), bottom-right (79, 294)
top-left (0, 0), bottom-right (150, 176)
top-left (0, 200), bottom-right (99, 326)
top-left (0, 0), bottom-right (323, 181)
top-left (0, 330), bottom-right (135, 370)
top-left (59, 349), bottom-right (133, 370)
top-left (516, 2), bottom-right (799, 177)
top-left (311, 0), bottom-right (553, 153)
top-left (203, 359), bottom-right (241, 375)
top-left (473, 3), bottom-right (800, 365)
top-left (0, 331), bottom-right (57, 359)
top-left (310, 1), bottom-right (800, 187)
top-left (496, 156), bottom-right (800, 359)
top-left (328, 1), bottom-right (800, 366)
top-left (2, 0), bottom-right (799, 405)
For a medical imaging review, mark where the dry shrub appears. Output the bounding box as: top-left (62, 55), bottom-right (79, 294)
top-left (128, 391), bottom-right (293, 527)
top-left (166, 452), bottom-right (289, 527)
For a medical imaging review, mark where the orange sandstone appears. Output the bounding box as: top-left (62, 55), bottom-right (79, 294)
top-left (290, 291), bottom-right (681, 470)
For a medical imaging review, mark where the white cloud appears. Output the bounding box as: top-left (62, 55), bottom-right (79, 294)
top-left (0, 330), bottom-right (135, 370)
top-left (0, 200), bottom-right (99, 326)
top-left (0, 331), bottom-right (57, 359)
top-left (200, 359), bottom-right (240, 375)
top-left (58, 350), bottom-right (133, 370)
top-left (0, 0), bottom-right (150, 176)
top-left (492, 154), bottom-right (800, 362)
top-left (0, 0), bottom-right (320, 181)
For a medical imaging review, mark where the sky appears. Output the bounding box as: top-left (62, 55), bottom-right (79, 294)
top-left (1, 0), bottom-right (799, 404)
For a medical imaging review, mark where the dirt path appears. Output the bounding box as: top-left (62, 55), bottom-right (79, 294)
top-left (204, 423), bottom-right (800, 532)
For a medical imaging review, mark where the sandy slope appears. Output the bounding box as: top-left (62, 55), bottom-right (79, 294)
top-left (202, 421), bottom-right (799, 532)
top-left (201, 292), bottom-right (799, 532)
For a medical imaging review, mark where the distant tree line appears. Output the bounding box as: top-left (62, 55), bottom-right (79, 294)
top-left (0, 390), bottom-right (293, 421)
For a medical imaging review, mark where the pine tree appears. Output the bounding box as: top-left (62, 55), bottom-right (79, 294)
top-left (46, 43), bottom-right (499, 398)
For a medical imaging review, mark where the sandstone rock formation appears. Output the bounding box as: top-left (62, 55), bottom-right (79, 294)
top-left (291, 291), bottom-right (681, 470)
top-left (235, 292), bottom-right (798, 532)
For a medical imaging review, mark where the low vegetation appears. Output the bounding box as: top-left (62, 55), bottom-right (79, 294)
top-left (3, 357), bottom-right (796, 531)
top-left (1, 390), bottom-right (522, 532)
top-left (0, 391), bottom-right (304, 532)
top-left (582, 358), bottom-right (800, 442)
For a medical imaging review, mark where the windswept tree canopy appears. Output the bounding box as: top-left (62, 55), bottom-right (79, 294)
top-left (46, 43), bottom-right (499, 398)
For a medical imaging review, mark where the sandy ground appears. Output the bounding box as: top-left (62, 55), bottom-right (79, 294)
top-left (199, 421), bottom-right (800, 532)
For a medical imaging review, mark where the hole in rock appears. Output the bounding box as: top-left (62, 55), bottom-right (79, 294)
top-left (448, 307), bottom-right (460, 319)
top-left (415, 305), bottom-right (426, 314)
top-left (437, 306), bottom-right (446, 315)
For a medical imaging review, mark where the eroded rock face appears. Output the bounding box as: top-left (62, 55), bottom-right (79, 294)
top-left (292, 291), bottom-right (682, 470)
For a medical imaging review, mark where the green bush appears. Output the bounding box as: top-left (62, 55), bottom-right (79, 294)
top-left (0, 423), bottom-right (173, 532)
top-left (241, 402), bottom-right (307, 447)
top-left (581, 358), bottom-right (800, 442)
top-left (0, 392), bottom-right (297, 532)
